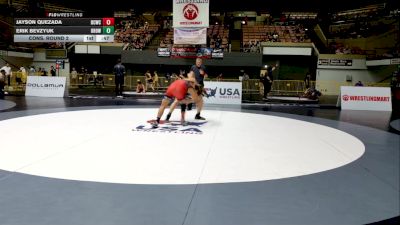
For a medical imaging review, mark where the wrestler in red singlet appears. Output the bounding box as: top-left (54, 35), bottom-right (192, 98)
top-left (151, 78), bottom-right (203, 128)
top-left (165, 79), bottom-right (190, 100)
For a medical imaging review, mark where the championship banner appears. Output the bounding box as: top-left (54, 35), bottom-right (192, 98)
top-left (340, 86), bottom-right (392, 111)
top-left (203, 81), bottom-right (242, 105)
top-left (174, 28), bottom-right (207, 44)
top-left (170, 47), bottom-right (211, 58)
top-left (173, 0), bottom-right (209, 28)
top-left (25, 76), bottom-right (67, 97)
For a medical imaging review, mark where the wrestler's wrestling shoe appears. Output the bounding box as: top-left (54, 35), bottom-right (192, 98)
top-left (151, 121), bottom-right (159, 128)
top-left (195, 114), bottom-right (206, 120)
top-left (165, 113), bottom-right (172, 122)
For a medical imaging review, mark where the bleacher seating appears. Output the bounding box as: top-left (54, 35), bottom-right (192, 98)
top-left (328, 42), bottom-right (365, 55)
top-left (208, 24), bottom-right (229, 50)
top-left (334, 4), bottom-right (385, 20)
top-left (242, 25), bottom-right (310, 51)
top-left (115, 20), bottom-right (160, 51)
top-left (160, 30), bottom-right (173, 48)
top-left (324, 3), bottom-right (397, 39)
top-left (281, 12), bottom-right (317, 20)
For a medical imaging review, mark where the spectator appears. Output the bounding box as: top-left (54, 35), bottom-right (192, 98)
top-left (50, 66), bottom-right (56, 77)
top-left (84, 68), bottom-right (89, 83)
top-left (70, 67), bottom-right (78, 85)
top-left (260, 64), bottom-right (278, 100)
top-left (343, 45), bottom-right (352, 54)
top-left (216, 35), bottom-right (222, 49)
top-left (41, 68), bottom-right (47, 76)
top-left (355, 81), bottom-right (364, 86)
top-left (304, 72), bottom-right (311, 89)
top-left (113, 59), bottom-right (125, 98)
top-left (165, 72), bottom-right (171, 82)
top-left (136, 80), bottom-right (145, 93)
top-left (303, 87), bottom-right (322, 100)
top-left (217, 73), bottom-right (223, 81)
top-left (171, 73), bottom-right (179, 80)
top-left (144, 70), bottom-right (154, 92)
top-left (94, 73), bottom-right (105, 87)
top-left (18, 66), bottom-right (26, 84)
top-left (28, 66), bottom-right (36, 76)
top-left (179, 69), bottom-right (186, 79)
top-left (80, 66), bottom-right (86, 83)
top-left (272, 32), bottom-right (279, 42)
top-left (0, 70), bottom-right (5, 99)
top-left (153, 71), bottom-right (159, 91)
top-left (0, 63), bottom-right (12, 87)
top-left (242, 72), bottom-right (250, 92)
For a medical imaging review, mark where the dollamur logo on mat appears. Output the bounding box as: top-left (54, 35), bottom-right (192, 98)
top-left (132, 120), bottom-right (207, 135)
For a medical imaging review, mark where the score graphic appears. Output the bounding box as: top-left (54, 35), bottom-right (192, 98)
top-left (14, 17), bottom-right (115, 43)
top-left (102, 26), bottom-right (114, 35)
top-left (101, 18), bottom-right (114, 39)
top-left (101, 17), bottom-right (114, 35)
top-left (102, 18), bottom-right (114, 26)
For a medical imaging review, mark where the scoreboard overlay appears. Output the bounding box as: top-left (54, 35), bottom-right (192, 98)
top-left (14, 18), bottom-right (115, 43)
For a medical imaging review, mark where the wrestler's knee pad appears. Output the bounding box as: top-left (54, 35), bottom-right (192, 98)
top-left (180, 103), bottom-right (187, 112)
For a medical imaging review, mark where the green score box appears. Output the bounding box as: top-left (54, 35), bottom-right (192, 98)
top-left (102, 26), bottom-right (114, 34)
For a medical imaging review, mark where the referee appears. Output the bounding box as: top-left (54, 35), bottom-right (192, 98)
top-left (190, 57), bottom-right (207, 120)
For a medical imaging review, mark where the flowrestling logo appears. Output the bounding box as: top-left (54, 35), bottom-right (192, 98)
top-left (132, 120), bottom-right (207, 135)
top-left (342, 95), bottom-right (390, 102)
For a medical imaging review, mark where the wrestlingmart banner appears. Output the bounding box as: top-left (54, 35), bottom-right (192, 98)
top-left (340, 86), bottom-right (392, 111)
top-left (173, 0), bottom-right (209, 28)
top-left (174, 28), bottom-right (207, 44)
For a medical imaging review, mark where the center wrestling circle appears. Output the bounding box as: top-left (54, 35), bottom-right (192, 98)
top-left (0, 108), bottom-right (365, 184)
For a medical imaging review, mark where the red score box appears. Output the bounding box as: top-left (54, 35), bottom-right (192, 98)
top-left (102, 18), bottom-right (114, 26)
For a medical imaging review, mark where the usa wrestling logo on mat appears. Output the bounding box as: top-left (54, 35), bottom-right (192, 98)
top-left (132, 120), bottom-right (208, 135)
